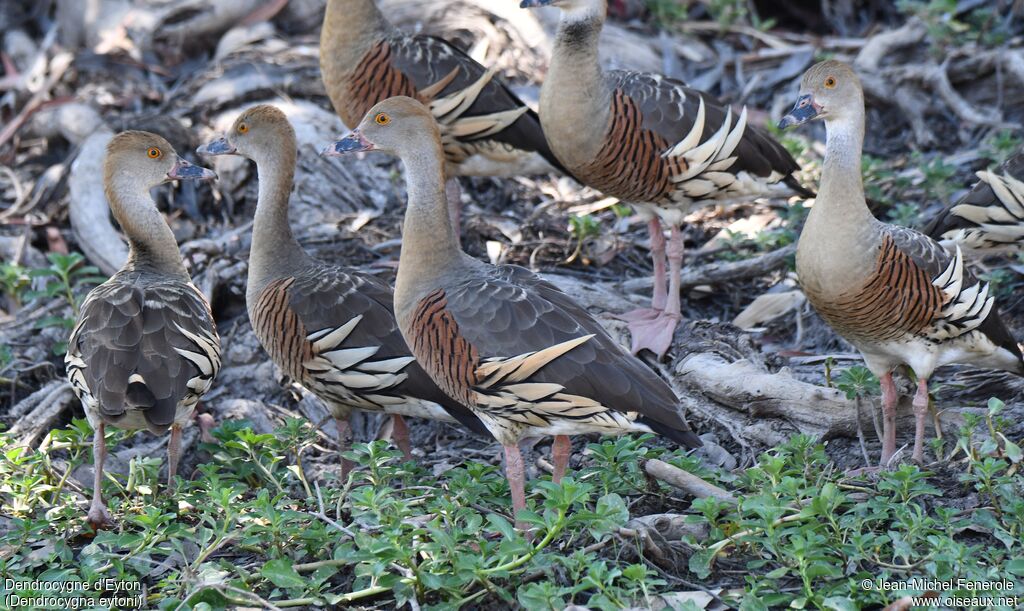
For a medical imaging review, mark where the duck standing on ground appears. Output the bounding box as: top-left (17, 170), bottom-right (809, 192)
top-left (66, 131), bottom-right (222, 529)
top-left (320, 0), bottom-right (564, 236)
top-left (521, 0), bottom-right (809, 358)
top-left (779, 60), bottom-right (1023, 465)
top-left (198, 105), bottom-right (488, 479)
top-left (324, 97), bottom-right (702, 529)
top-left (924, 149), bottom-right (1024, 254)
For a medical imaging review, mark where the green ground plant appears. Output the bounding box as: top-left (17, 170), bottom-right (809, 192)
top-left (18, 252), bottom-right (106, 355)
top-left (1, 405), bottom-right (1021, 609)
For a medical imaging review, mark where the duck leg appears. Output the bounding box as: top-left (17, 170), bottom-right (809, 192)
top-left (335, 416), bottom-right (355, 481)
top-left (911, 378), bottom-right (930, 463)
top-left (620, 219), bottom-right (668, 334)
top-left (551, 435), bottom-right (571, 483)
top-left (445, 177), bottom-right (462, 248)
top-left (167, 424), bottom-right (183, 491)
top-left (624, 224), bottom-right (683, 359)
top-left (87, 422), bottom-right (112, 529)
top-left (503, 443), bottom-right (528, 531)
top-left (391, 414), bottom-right (413, 461)
top-left (880, 372), bottom-right (898, 466)
top-left (648, 218), bottom-right (668, 311)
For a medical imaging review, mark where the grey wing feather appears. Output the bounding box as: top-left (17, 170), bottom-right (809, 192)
top-left (443, 265), bottom-right (698, 444)
top-left (886, 225), bottom-right (1022, 363)
top-left (67, 271), bottom-right (221, 431)
top-left (610, 71), bottom-right (800, 179)
top-left (923, 151), bottom-right (1024, 248)
top-left (287, 265), bottom-right (489, 435)
top-left (385, 34), bottom-right (564, 171)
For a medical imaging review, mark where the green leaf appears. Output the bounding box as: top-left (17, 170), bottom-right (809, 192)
top-left (1000, 436), bottom-right (1022, 464)
top-left (987, 397), bottom-right (1005, 416)
top-left (688, 548), bottom-right (715, 580)
top-left (1006, 557), bottom-right (1024, 576)
top-left (260, 558), bottom-right (305, 589)
top-left (487, 513), bottom-right (517, 540)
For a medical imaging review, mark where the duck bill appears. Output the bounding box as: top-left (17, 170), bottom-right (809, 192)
top-left (167, 158), bottom-right (217, 181)
top-left (321, 131), bottom-right (376, 157)
top-left (196, 136), bottom-right (236, 156)
top-left (519, 0), bottom-right (552, 7)
top-left (778, 94), bottom-right (821, 129)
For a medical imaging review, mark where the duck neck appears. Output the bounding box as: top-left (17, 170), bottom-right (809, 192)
top-left (247, 141), bottom-right (307, 304)
top-left (550, 4), bottom-right (605, 83)
top-left (106, 177), bottom-right (187, 278)
top-left (811, 109), bottom-right (874, 231)
top-left (324, 0), bottom-right (390, 36)
top-left (321, 0), bottom-right (393, 127)
top-left (395, 138), bottom-right (463, 305)
top-left (542, 3), bottom-right (610, 164)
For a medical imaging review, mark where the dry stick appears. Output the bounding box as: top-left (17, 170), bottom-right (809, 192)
top-left (854, 17), bottom-right (926, 71)
top-left (311, 482), bottom-right (356, 538)
top-left (924, 61), bottom-right (1003, 125)
top-left (9, 380), bottom-right (74, 447)
top-left (621, 243), bottom-right (796, 294)
top-left (644, 459), bottom-right (736, 503)
top-left (854, 396), bottom-right (872, 467)
top-left (0, 52), bottom-right (73, 150)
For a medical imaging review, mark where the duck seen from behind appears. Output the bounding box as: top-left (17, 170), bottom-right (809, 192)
top-left (320, 0), bottom-right (564, 234)
top-left (779, 60), bottom-right (1024, 465)
top-left (924, 149), bottom-right (1024, 254)
top-left (66, 131), bottom-right (222, 529)
top-left (324, 97), bottom-right (702, 529)
top-left (197, 105), bottom-right (488, 480)
top-left (521, 0), bottom-right (809, 358)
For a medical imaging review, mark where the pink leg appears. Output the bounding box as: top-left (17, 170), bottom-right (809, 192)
top-left (335, 417), bottom-right (354, 481)
top-left (551, 435), bottom-right (571, 483)
top-left (911, 378), bottom-right (929, 463)
top-left (880, 372), bottom-right (898, 466)
top-left (664, 224), bottom-right (684, 318)
top-left (504, 444), bottom-right (528, 531)
top-left (649, 218), bottom-right (668, 310)
top-left (620, 218), bottom-right (667, 321)
top-left (445, 177), bottom-right (462, 248)
top-left (622, 224), bottom-right (683, 358)
top-left (391, 414), bottom-right (413, 461)
top-left (87, 422), bottom-right (112, 530)
top-left (167, 424), bottom-right (182, 491)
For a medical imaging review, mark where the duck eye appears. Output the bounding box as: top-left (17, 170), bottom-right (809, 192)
top-left (238, 122), bottom-right (249, 133)
top-left (147, 147), bottom-right (162, 159)
top-left (374, 113), bottom-right (391, 126)
top-left (824, 76), bottom-right (836, 89)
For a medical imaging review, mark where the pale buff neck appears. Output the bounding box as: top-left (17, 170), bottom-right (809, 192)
top-left (393, 137), bottom-right (465, 323)
top-left (540, 6), bottom-right (611, 166)
top-left (323, 0), bottom-right (390, 37)
top-left (246, 140), bottom-right (309, 305)
top-left (797, 102), bottom-right (880, 295)
top-left (812, 108), bottom-right (874, 228)
top-left (321, 0), bottom-right (395, 127)
top-left (105, 175), bottom-right (187, 278)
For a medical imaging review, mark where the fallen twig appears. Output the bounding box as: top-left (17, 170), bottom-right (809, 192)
top-left (644, 459), bottom-right (736, 503)
top-left (8, 379), bottom-right (74, 447)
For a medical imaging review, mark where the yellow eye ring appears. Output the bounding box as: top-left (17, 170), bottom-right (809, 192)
top-left (824, 76), bottom-right (837, 89)
top-left (238, 122), bottom-right (249, 133)
top-left (374, 112), bottom-right (391, 125)
top-left (147, 147), bottom-right (162, 159)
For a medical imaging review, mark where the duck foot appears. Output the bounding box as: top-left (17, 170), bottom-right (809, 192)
top-left (620, 308), bottom-right (680, 359)
top-left (87, 501), bottom-right (113, 531)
